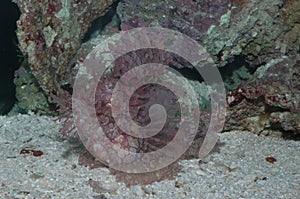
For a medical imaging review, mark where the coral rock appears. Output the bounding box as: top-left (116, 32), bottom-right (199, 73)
top-left (14, 0), bottom-right (117, 98)
top-left (225, 55), bottom-right (300, 137)
top-left (117, 0), bottom-right (300, 68)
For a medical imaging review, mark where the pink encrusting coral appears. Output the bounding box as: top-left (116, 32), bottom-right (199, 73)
top-left (14, 0), bottom-right (118, 98)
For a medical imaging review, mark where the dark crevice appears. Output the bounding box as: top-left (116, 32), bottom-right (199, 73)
top-left (0, 1), bottom-right (21, 114)
top-left (281, 131), bottom-right (300, 141)
top-left (170, 66), bottom-right (204, 81)
top-left (82, 1), bottom-right (120, 42)
top-left (219, 55), bottom-right (254, 91)
top-left (265, 104), bottom-right (290, 113)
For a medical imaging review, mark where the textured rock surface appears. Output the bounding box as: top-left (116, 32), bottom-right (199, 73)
top-left (225, 55), bottom-right (300, 137)
top-left (14, 0), bottom-right (118, 100)
top-left (117, 0), bottom-right (300, 68)
top-left (9, 0), bottom-right (299, 190)
top-left (14, 0), bottom-right (299, 137)
top-left (117, 0), bottom-right (300, 137)
top-left (14, 66), bottom-right (50, 114)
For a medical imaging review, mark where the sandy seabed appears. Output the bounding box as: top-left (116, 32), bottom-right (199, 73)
top-left (0, 114), bottom-right (299, 199)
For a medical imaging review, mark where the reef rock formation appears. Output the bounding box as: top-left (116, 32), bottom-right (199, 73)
top-left (117, 0), bottom-right (300, 137)
top-left (14, 0), bottom-right (117, 105)
top-left (117, 0), bottom-right (300, 68)
top-left (226, 55), bottom-right (300, 138)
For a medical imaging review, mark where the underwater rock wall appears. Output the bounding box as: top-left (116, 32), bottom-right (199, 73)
top-left (13, 0), bottom-right (300, 137)
top-left (117, 0), bottom-right (300, 137)
top-left (225, 55), bottom-right (300, 137)
top-left (117, 0), bottom-right (300, 68)
top-left (14, 0), bottom-right (117, 112)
